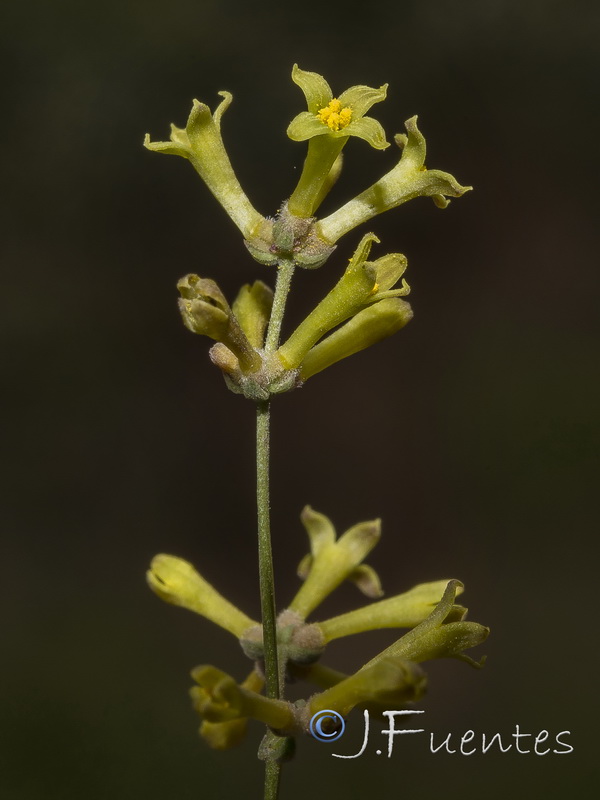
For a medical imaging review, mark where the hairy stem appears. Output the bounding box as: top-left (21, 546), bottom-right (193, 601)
top-left (264, 259), bottom-right (296, 353)
top-left (264, 762), bottom-right (281, 800)
top-left (257, 257), bottom-right (296, 800)
top-left (256, 399), bottom-right (278, 699)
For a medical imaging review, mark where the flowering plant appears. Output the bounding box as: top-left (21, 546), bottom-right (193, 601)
top-left (144, 65), bottom-right (485, 799)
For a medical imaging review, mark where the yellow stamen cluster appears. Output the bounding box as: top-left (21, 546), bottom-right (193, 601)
top-left (317, 99), bottom-right (353, 132)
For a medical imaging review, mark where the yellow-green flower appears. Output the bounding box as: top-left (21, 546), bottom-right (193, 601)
top-left (317, 116), bottom-right (472, 243)
top-left (144, 93), bottom-right (265, 240)
top-left (288, 506), bottom-right (383, 619)
top-left (146, 554), bottom-right (257, 638)
top-left (197, 669), bottom-right (265, 750)
top-left (287, 65), bottom-right (389, 149)
top-left (277, 233), bottom-right (411, 373)
top-left (177, 274), bottom-right (263, 374)
top-left (190, 665), bottom-right (295, 731)
top-left (298, 298), bottom-right (413, 379)
top-left (287, 65), bottom-right (389, 218)
top-left (362, 580), bottom-right (489, 669)
top-left (306, 657), bottom-right (427, 721)
top-left (316, 579), bottom-right (466, 642)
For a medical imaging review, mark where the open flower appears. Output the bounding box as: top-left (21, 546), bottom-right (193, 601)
top-left (287, 65), bottom-right (389, 149)
top-left (287, 65), bottom-right (389, 218)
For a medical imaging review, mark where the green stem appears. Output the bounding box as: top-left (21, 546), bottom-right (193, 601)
top-left (256, 399), bottom-right (278, 700)
top-left (264, 259), bottom-right (296, 353)
top-left (264, 762), bottom-right (281, 800)
top-left (257, 257), bottom-right (296, 800)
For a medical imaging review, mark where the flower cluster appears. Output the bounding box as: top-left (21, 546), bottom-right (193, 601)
top-left (144, 65), bottom-right (471, 399)
top-left (147, 508), bottom-right (488, 751)
top-left (144, 67), bottom-right (484, 763)
top-left (173, 230), bottom-right (413, 399)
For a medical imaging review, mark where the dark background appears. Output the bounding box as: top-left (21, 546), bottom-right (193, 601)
top-left (2, 1), bottom-right (599, 798)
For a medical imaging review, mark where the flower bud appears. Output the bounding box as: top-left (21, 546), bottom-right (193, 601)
top-left (177, 274), bottom-right (262, 373)
top-left (307, 657), bottom-right (426, 720)
top-left (299, 297), bottom-right (413, 380)
top-left (146, 554), bottom-right (256, 637)
top-left (277, 235), bottom-right (410, 370)
top-left (317, 579), bottom-right (466, 642)
top-left (190, 666), bottom-right (295, 730)
top-left (198, 670), bottom-right (264, 750)
top-left (231, 280), bottom-right (274, 348)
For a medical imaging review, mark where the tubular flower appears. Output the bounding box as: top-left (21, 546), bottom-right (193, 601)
top-left (144, 93), bottom-right (265, 240)
top-left (317, 116), bottom-right (472, 243)
top-left (287, 65), bottom-right (389, 218)
top-left (197, 669), bottom-right (265, 750)
top-left (306, 657), bottom-right (427, 722)
top-left (287, 506), bottom-right (383, 619)
top-left (316, 580), bottom-right (467, 642)
top-left (177, 274), bottom-right (263, 374)
top-left (190, 665), bottom-right (295, 731)
top-left (277, 233), bottom-right (412, 374)
top-left (146, 554), bottom-right (257, 638)
top-left (362, 580), bottom-right (490, 670)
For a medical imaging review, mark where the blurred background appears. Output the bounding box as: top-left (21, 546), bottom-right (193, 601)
top-left (2, 0), bottom-right (598, 797)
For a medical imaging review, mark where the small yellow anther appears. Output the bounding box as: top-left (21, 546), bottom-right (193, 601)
top-left (317, 99), bottom-right (353, 132)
